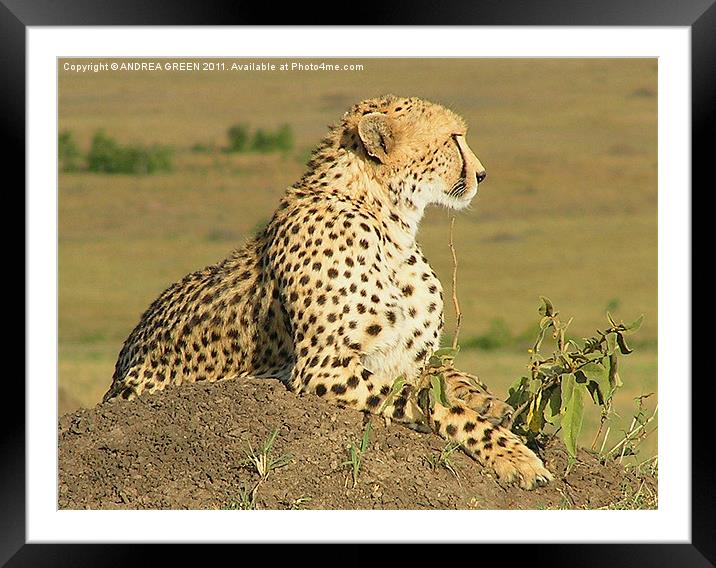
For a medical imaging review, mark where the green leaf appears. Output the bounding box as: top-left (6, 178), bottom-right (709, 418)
top-left (623, 314), bottom-right (645, 335)
top-left (525, 396), bottom-right (536, 431)
top-left (559, 352), bottom-right (575, 370)
top-left (432, 346), bottom-right (460, 359)
top-left (530, 353), bottom-right (547, 364)
top-left (623, 314), bottom-right (644, 335)
top-left (417, 386), bottom-right (431, 415)
top-left (580, 361), bottom-right (608, 380)
top-left (580, 358), bottom-right (611, 402)
top-left (526, 389), bottom-right (545, 433)
top-left (608, 354), bottom-right (623, 390)
top-left (532, 327), bottom-right (548, 354)
top-left (536, 362), bottom-right (561, 380)
top-left (378, 375), bottom-right (405, 413)
top-left (616, 332), bottom-right (633, 355)
top-left (566, 455), bottom-right (577, 473)
top-left (574, 370), bottom-right (589, 384)
top-left (430, 374), bottom-right (449, 408)
top-left (585, 338), bottom-right (599, 352)
top-left (584, 379), bottom-right (605, 405)
top-left (560, 373), bottom-right (576, 415)
top-left (545, 386), bottom-right (562, 424)
top-left (606, 332), bottom-right (618, 355)
top-left (508, 375), bottom-right (528, 395)
top-left (538, 296), bottom-right (555, 317)
top-left (360, 421), bottom-right (372, 453)
top-left (506, 376), bottom-right (529, 409)
top-left (561, 375), bottom-right (584, 459)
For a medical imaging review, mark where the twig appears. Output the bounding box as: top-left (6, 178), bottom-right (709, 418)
top-left (449, 216), bottom-right (462, 351)
top-left (599, 426), bottom-right (611, 456)
top-left (590, 403), bottom-right (612, 451)
top-left (604, 404), bottom-right (658, 459)
top-left (506, 398), bottom-right (531, 430)
top-left (590, 419), bottom-right (604, 451)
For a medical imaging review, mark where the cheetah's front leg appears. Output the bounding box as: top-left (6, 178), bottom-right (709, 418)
top-left (425, 396), bottom-right (553, 490)
top-left (364, 370), bottom-right (552, 490)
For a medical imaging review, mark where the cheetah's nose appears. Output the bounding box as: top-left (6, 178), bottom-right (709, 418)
top-left (477, 171), bottom-right (487, 184)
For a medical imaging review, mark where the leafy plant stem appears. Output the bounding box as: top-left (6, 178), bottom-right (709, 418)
top-left (449, 216), bottom-right (462, 352)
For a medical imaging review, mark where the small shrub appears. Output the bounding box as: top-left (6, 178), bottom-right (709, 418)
top-left (419, 297), bottom-right (645, 470)
top-left (274, 124), bottom-right (294, 152)
top-left (58, 130), bottom-right (82, 172)
top-left (87, 130), bottom-right (173, 174)
top-left (504, 297), bottom-right (644, 465)
top-left (140, 144), bottom-right (173, 174)
top-left (226, 124), bottom-right (250, 153)
top-left (225, 124), bottom-right (294, 154)
top-left (250, 128), bottom-right (274, 153)
top-left (86, 130), bottom-right (120, 172)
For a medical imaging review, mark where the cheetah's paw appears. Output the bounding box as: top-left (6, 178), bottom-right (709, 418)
top-left (490, 441), bottom-right (553, 490)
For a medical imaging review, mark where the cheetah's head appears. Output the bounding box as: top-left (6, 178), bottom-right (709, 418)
top-left (343, 95), bottom-right (487, 211)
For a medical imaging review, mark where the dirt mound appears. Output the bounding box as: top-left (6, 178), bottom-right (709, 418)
top-left (58, 377), bottom-right (655, 510)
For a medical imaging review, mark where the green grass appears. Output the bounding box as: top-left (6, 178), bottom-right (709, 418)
top-left (223, 482), bottom-right (258, 510)
top-left (599, 457), bottom-right (658, 509)
top-left (58, 58), bottom-right (657, 463)
top-left (241, 428), bottom-right (294, 481)
top-left (343, 421), bottom-right (373, 488)
top-left (423, 442), bottom-right (463, 479)
top-left (223, 429), bottom-right (294, 510)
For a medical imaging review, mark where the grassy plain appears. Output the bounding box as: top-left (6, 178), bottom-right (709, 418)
top-left (58, 58), bottom-right (658, 459)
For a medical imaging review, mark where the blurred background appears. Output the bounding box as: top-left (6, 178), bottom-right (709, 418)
top-left (58, 58), bottom-right (657, 459)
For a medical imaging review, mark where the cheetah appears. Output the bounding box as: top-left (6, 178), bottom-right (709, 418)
top-left (104, 95), bottom-right (552, 490)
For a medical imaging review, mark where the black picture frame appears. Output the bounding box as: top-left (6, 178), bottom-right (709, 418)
top-left (7, 1), bottom-right (703, 565)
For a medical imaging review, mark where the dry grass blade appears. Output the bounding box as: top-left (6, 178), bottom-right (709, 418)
top-left (604, 404), bottom-right (658, 461)
top-left (244, 428), bottom-right (294, 480)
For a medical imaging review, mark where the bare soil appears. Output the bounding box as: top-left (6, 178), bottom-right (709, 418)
top-left (58, 377), bottom-right (655, 510)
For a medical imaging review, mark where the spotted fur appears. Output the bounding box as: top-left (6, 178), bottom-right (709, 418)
top-left (104, 95), bottom-right (551, 489)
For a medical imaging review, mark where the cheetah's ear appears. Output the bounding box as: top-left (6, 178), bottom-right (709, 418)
top-left (357, 112), bottom-right (395, 163)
